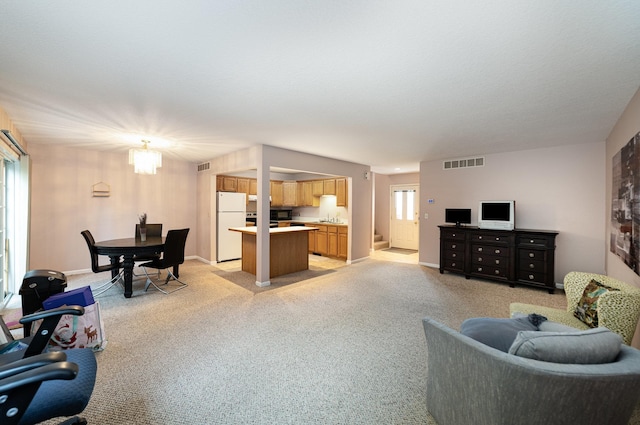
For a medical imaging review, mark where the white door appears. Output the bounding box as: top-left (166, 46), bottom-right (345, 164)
top-left (390, 185), bottom-right (419, 250)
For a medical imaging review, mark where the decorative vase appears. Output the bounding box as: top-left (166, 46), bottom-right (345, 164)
top-left (140, 227), bottom-right (147, 242)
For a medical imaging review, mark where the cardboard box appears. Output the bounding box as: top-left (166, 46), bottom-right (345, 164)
top-left (43, 286), bottom-right (95, 309)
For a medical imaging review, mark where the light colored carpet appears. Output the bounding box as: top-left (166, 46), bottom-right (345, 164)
top-left (6, 255), bottom-right (638, 424)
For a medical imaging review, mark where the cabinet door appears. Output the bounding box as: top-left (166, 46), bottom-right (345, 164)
top-left (237, 178), bottom-right (249, 194)
top-left (316, 225), bottom-right (328, 254)
top-left (306, 225), bottom-right (317, 251)
top-left (327, 226), bottom-right (338, 256)
top-left (324, 179), bottom-right (336, 195)
top-left (336, 178), bottom-right (347, 206)
top-left (221, 176), bottom-right (237, 192)
top-left (312, 180), bottom-right (324, 197)
top-left (270, 181), bottom-right (284, 206)
top-left (249, 179), bottom-right (258, 195)
top-left (283, 181), bottom-right (297, 206)
top-left (338, 227), bottom-right (348, 259)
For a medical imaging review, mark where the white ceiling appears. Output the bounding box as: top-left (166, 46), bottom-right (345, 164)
top-left (1, 1), bottom-right (639, 174)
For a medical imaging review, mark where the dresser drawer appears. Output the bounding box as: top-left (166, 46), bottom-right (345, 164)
top-left (444, 249), bottom-right (464, 261)
top-left (472, 264), bottom-right (508, 279)
top-left (517, 234), bottom-right (554, 247)
top-left (442, 240), bottom-right (464, 252)
top-left (472, 244), bottom-right (509, 257)
top-left (517, 270), bottom-right (547, 285)
top-left (472, 253), bottom-right (507, 267)
top-left (442, 258), bottom-right (465, 273)
top-left (519, 249), bottom-right (548, 262)
top-left (441, 229), bottom-right (466, 241)
top-left (470, 232), bottom-right (510, 245)
top-left (519, 258), bottom-right (545, 273)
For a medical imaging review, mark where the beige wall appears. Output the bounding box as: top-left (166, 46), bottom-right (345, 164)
top-left (419, 142), bottom-right (606, 280)
top-left (373, 172), bottom-right (420, 243)
top-left (29, 144), bottom-right (198, 272)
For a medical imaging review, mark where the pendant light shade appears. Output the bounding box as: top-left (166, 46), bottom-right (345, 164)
top-left (129, 140), bottom-right (162, 174)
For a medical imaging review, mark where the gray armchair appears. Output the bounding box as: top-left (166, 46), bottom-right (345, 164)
top-left (422, 317), bottom-right (640, 425)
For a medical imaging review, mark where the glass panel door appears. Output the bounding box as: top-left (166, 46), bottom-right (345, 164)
top-left (390, 185), bottom-right (419, 250)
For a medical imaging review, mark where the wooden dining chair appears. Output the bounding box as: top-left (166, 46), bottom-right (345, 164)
top-left (80, 230), bottom-right (124, 296)
top-left (140, 228), bottom-right (190, 294)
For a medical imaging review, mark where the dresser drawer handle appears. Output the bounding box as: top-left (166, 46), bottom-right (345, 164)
top-left (494, 249), bottom-right (501, 254)
top-left (477, 257), bottom-right (483, 262)
top-left (478, 247), bottom-right (483, 252)
top-left (530, 239), bottom-right (535, 243)
top-left (495, 237), bottom-right (500, 241)
top-left (477, 267), bottom-right (483, 272)
top-left (452, 253), bottom-right (457, 258)
top-left (529, 263), bottom-right (535, 268)
top-left (529, 253), bottom-right (535, 258)
top-left (451, 262), bottom-right (456, 267)
top-left (495, 259), bottom-right (500, 265)
top-left (478, 236), bottom-right (483, 240)
top-left (451, 244), bottom-right (456, 249)
top-left (529, 274), bottom-right (534, 280)
top-left (495, 270), bottom-right (500, 275)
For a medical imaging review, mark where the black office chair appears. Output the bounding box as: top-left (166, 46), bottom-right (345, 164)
top-left (81, 230), bottom-right (123, 296)
top-left (133, 223), bottom-right (163, 277)
top-left (0, 307), bottom-right (97, 425)
top-left (140, 228), bottom-right (189, 294)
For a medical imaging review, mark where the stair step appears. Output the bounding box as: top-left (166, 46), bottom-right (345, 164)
top-left (373, 240), bottom-right (389, 250)
top-left (374, 234), bottom-right (383, 242)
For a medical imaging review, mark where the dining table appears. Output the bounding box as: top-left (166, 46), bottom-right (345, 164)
top-left (93, 236), bottom-right (165, 298)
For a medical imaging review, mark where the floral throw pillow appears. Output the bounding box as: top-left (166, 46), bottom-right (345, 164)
top-left (574, 279), bottom-right (620, 327)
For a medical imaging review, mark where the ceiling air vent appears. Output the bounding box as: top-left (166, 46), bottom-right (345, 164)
top-left (197, 162), bottom-right (210, 172)
top-left (443, 157), bottom-right (484, 170)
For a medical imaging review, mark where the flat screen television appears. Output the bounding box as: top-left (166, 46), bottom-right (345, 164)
top-left (445, 208), bottom-right (472, 227)
top-left (478, 200), bottom-right (515, 230)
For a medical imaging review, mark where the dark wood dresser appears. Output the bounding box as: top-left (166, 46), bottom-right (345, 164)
top-left (439, 225), bottom-right (558, 293)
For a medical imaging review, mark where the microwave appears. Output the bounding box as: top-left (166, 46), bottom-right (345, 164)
top-left (270, 209), bottom-right (292, 221)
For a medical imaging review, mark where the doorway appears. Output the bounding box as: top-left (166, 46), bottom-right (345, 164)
top-left (389, 185), bottom-right (419, 250)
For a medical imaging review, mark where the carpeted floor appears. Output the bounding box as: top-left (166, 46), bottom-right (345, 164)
top-left (4, 255), bottom-right (639, 424)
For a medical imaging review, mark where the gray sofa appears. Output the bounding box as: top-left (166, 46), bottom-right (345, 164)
top-left (422, 317), bottom-right (640, 425)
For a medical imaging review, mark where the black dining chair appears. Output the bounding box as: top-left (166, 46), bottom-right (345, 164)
top-left (80, 230), bottom-right (124, 296)
top-left (133, 223), bottom-right (163, 277)
top-left (140, 228), bottom-right (189, 294)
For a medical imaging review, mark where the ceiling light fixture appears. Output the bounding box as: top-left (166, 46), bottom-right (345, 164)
top-left (129, 140), bottom-right (162, 175)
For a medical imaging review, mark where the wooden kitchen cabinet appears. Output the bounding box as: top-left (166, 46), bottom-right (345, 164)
top-left (249, 178), bottom-right (258, 195)
top-left (312, 180), bottom-right (324, 197)
top-left (270, 181), bottom-right (284, 206)
top-left (324, 179), bottom-right (336, 195)
top-left (305, 224), bottom-right (317, 251)
top-left (338, 227), bottom-right (348, 259)
top-left (283, 181), bottom-right (298, 206)
top-left (327, 225), bottom-right (338, 256)
top-left (315, 224), bottom-right (328, 255)
top-left (217, 175), bottom-right (237, 192)
top-left (336, 178), bottom-right (347, 206)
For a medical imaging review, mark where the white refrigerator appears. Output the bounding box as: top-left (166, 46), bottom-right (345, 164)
top-left (216, 192), bottom-right (246, 262)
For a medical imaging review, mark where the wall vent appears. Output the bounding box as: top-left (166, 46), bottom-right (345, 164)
top-left (443, 157), bottom-right (484, 170)
top-left (197, 162), bottom-right (210, 172)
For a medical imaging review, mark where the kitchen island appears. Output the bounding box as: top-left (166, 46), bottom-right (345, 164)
top-left (228, 226), bottom-right (318, 278)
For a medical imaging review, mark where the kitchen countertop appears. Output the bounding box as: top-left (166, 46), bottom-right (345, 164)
top-left (229, 226), bottom-right (319, 234)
